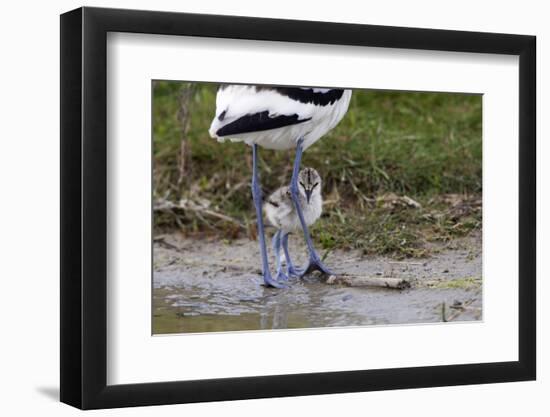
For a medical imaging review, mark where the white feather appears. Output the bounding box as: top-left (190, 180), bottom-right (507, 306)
top-left (209, 85), bottom-right (352, 150)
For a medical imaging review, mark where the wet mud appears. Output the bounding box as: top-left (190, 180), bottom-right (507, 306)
top-left (153, 233), bottom-right (482, 334)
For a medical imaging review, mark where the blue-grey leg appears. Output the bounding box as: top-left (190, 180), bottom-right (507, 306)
top-left (271, 230), bottom-right (289, 281)
top-left (289, 139), bottom-right (333, 276)
top-left (282, 233), bottom-right (305, 277)
top-left (251, 144), bottom-right (287, 288)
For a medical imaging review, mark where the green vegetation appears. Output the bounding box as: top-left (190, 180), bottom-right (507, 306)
top-left (153, 81), bottom-right (482, 257)
top-left (430, 276), bottom-right (482, 290)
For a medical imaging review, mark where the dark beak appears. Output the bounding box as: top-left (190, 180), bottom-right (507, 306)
top-left (305, 190), bottom-right (312, 203)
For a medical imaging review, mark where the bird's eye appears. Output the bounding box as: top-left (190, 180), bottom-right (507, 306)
top-left (312, 183), bottom-right (319, 190)
top-left (299, 181), bottom-right (305, 188)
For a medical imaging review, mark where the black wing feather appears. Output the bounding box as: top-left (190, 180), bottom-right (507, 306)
top-left (216, 111), bottom-right (311, 137)
top-left (255, 87), bottom-right (345, 106)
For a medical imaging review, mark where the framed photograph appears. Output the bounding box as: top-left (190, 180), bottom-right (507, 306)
top-left (60, 6), bottom-right (536, 409)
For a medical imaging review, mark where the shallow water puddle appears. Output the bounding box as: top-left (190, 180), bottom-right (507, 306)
top-left (152, 235), bottom-right (482, 334)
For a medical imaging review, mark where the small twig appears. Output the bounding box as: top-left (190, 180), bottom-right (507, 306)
top-left (154, 198), bottom-right (246, 229)
top-left (200, 208), bottom-right (243, 227)
top-left (344, 169), bottom-right (373, 206)
top-left (326, 274), bottom-right (411, 290)
top-left (193, 211), bottom-right (216, 230)
top-left (154, 237), bottom-right (180, 251)
top-left (220, 181), bottom-right (248, 204)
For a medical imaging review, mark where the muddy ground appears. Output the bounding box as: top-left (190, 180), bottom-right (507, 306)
top-left (153, 232), bottom-right (482, 334)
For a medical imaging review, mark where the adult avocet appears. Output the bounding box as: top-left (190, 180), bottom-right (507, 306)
top-left (209, 85), bottom-right (352, 288)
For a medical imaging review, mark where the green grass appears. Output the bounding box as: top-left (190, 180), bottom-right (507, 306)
top-left (431, 277), bottom-right (482, 290)
top-left (153, 81), bottom-right (482, 257)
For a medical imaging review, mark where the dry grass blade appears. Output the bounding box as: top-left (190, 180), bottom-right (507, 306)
top-left (177, 84), bottom-right (196, 186)
top-left (154, 197), bottom-right (246, 229)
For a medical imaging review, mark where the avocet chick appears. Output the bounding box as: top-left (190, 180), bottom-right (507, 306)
top-left (264, 167), bottom-right (323, 281)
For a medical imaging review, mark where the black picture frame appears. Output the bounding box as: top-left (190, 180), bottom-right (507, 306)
top-left (60, 6), bottom-right (536, 410)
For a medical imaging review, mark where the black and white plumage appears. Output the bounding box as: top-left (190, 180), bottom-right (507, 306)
top-left (209, 85), bottom-right (352, 150)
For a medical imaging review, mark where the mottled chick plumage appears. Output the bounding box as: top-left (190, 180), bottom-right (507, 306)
top-left (264, 168), bottom-right (323, 233)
